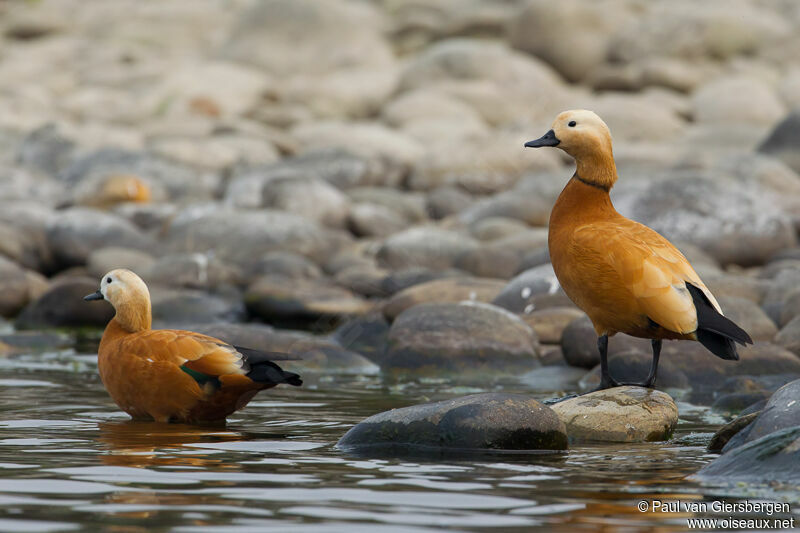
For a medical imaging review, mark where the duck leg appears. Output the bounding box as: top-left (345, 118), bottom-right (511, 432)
top-left (596, 334), bottom-right (619, 389)
top-left (641, 339), bottom-right (661, 388)
top-left (543, 335), bottom-right (658, 404)
top-left (600, 338), bottom-right (661, 389)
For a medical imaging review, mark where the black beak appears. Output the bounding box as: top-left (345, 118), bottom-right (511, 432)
top-left (524, 129), bottom-right (560, 148)
top-left (84, 291), bottom-right (104, 301)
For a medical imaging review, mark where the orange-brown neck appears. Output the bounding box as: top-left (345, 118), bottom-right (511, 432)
top-left (573, 146), bottom-right (618, 191)
top-left (111, 292), bottom-right (152, 333)
top-left (549, 175), bottom-right (618, 231)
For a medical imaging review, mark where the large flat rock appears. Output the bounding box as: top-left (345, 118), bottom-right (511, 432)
top-left (551, 386), bottom-right (678, 443)
top-left (337, 393), bottom-right (567, 453)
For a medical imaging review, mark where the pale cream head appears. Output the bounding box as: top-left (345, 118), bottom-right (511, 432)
top-left (87, 269), bottom-right (152, 332)
top-left (550, 110), bottom-right (613, 159)
top-left (525, 109), bottom-right (618, 189)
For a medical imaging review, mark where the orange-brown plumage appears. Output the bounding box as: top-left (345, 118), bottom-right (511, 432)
top-left (526, 110), bottom-right (752, 389)
top-left (86, 269), bottom-right (301, 423)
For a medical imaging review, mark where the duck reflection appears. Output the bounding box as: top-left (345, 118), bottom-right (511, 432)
top-left (97, 420), bottom-right (244, 468)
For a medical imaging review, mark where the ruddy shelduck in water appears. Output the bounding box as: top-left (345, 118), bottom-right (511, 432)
top-left (85, 269), bottom-right (301, 423)
top-left (525, 110), bottom-right (752, 390)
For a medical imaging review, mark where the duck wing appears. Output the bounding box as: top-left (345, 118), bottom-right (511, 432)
top-left (118, 330), bottom-right (301, 386)
top-left (572, 219), bottom-right (720, 335)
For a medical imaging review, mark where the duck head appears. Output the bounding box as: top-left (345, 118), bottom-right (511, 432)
top-left (525, 109), bottom-right (618, 190)
top-left (85, 269), bottom-right (152, 332)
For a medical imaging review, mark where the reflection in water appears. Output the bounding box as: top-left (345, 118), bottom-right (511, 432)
top-left (97, 421), bottom-right (245, 469)
top-left (0, 355), bottom-right (797, 532)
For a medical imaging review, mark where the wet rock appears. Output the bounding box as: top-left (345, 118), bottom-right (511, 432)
top-left (151, 288), bottom-right (245, 327)
top-left (759, 111), bottom-right (800, 174)
top-left (520, 307), bottom-right (585, 344)
top-left (86, 247), bottom-right (155, 279)
top-left (560, 315), bottom-right (651, 369)
top-left (711, 392), bottom-right (770, 417)
top-left (382, 277), bottom-right (506, 321)
top-left (708, 412), bottom-right (760, 453)
top-left (377, 227), bottom-right (478, 271)
top-left (332, 311), bottom-right (391, 363)
top-left (17, 277), bottom-right (114, 329)
top-left (383, 302), bottom-right (540, 377)
top-left (46, 208), bottom-right (154, 269)
top-left (620, 176), bottom-right (796, 266)
top-left (692, 426), bottom-right (800, 485)
top-left (337, 393), bottom-right (567, 452)
top-left (507, 0), bottom-right (631, 83)
top-left (262, 177), bottom-right (351, 228)
top-left (722, 379), bottom-right (800, 452)
top-left (164, 207), bottom-right (348, 267)
top-left (551, 386), bottom-right (678, 443)
top-left (0, 256), bottom-right (33, 317)
top-left (347, 203), bottom-right (406, 238)
top-left (425, 186), bottom-right (475, 220)
top-left (246, 275), bottom-right (372, 329)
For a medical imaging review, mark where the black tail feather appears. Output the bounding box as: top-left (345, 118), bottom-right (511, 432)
top-left (234, 345), bottom-right (301, 362)
top-left (235, 345), bottom-right (302, 386)
top-left (686, 283), bottom-right (753, 361)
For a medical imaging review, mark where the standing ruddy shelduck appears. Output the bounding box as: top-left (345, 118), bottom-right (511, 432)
top-left (85, 269), bottom-right (301, 422)
top-left (525, 110), bottom-right (752, 389)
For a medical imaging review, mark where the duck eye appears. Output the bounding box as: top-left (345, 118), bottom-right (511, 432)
top-left (568, 121), bottom-right (577, 127)
top-left (106, 277), bottom-right (112, 284)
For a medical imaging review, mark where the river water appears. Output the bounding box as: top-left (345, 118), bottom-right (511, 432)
top-left (0, 341), bottom-right (796, 532)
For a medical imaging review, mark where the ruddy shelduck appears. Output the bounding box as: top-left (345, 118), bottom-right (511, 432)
top-left (85, 269), bottom-right (301, 423)
top-left (525, 110), bottom-right (752, 389)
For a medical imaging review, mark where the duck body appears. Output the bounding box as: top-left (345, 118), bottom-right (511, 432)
top-left (87, 269), bottom-right (301, 423)
top-left (527, 110), bottom-right (752, 389)
top-left (549, 176), bottom-right (704, 342)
